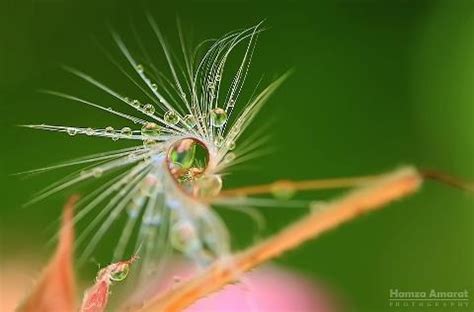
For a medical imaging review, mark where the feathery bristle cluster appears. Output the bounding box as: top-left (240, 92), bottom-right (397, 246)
top-left (22, 18), bottom-right (288, 273)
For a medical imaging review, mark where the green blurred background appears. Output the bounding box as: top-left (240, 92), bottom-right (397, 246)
top-left (1, 0), bottom-right (473, 311)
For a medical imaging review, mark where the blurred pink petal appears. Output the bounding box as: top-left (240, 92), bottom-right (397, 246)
top-left (124, 260), bottom-right (341, 312)
top-left (16, 195), bottom-right (78, 312)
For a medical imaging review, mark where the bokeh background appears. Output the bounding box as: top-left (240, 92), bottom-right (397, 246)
top-left (1, 0), bottom-right (473, 311)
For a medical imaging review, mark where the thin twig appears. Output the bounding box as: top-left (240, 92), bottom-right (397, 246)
top-left (219, 174), bottom-right (380, 197)
top-left (138, 166), bottom-right (422, 312)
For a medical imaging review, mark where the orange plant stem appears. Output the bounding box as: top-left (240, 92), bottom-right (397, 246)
top-left (139, 166), bottom-right (422, 312)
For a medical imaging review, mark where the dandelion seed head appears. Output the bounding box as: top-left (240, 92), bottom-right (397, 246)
top-left (25, 20), bottom-right (289, 274)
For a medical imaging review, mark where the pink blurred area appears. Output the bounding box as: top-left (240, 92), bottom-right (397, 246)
top-left (1, 256), bottom-right (343, 311)
top-left (125, 262), bottom-right (343, 312)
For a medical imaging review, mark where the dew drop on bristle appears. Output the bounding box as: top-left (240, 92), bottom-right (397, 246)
top-left (228, 99), bottom-right (235, 108)
top-left (170, 220), bottom-right (199, 253)
top-left (164, 110), bottom-right (180, 125)
top-left (110, 265), bottom-right (129, 282)
top-left (310, 201), bottom-right (326, 214)
top-left (183, 114), bottom-right (196, 128)
top-left (224, 152), bottom-right (235, 163)
top-left (105, 126), bottom-right (114, 135)
top-left (143, 103), bottom-right (155, 115)
top-left (151, 83), bottom-right (158, 91)
top-left (131, 100), bottom-right (140, 107)
top-left (92, 167), bottom-right (103, 178)
top-left (121, 127), bottom-right (132, 137)
top-left (123, 96), bottom-right (130, 103)
top-left (67, 128), bottom-right (77, 136)
top-left (193, 174), bottom-right (222, 198)
top-left (127, 203), bottom-right (140, 218)
top-left (136, 64), bottom-right (144, 73)
top-left (143, 138), bottom-right (158, 149)
top-left (85, 127), bottom-right (94, 136)
top-left (214, 135), bottom-right (224, 147)
top-left (210, 108), bottom-right (227, 127)
top-left (141, 122), bottom-right (160, 137)
top-left (271, 181), bottom-right (296, 200)
top-left (226, 140), bottom-right (236, 150)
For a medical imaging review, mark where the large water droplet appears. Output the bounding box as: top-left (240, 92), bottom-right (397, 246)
top-left (164, 110), bottom-right (180, 125)
top-left (210, 108), bottom-right (227, 127)
top-left (167, 138), bottom-right (209, 188)
top-left (136, 64), bottom-right (144, 73)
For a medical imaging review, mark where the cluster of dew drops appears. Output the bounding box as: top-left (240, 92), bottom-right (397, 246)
top-left (69, 63), bottom-right (236, 179)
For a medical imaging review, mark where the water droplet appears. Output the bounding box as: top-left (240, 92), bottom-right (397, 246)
top-left (123, 96), bottom-right (130, 103)
top-left (193, 174), bottom-right (222, 198)
top-left (215, 74), bottom-right (221, 81)
top-left (170, 220), bottom-right (199, 253)
top-left (151, 83), bottom-right (158, 91)
top-left (110, 264), bottom-right (129, 282)
top-left (131, 100), bottom-right (140, 107)
top-left (183, 114), bottom-right (196, 128)
top-left (271, 180), bottom-right (296, 200)
top-left (224, 152), bottom-right (235, 163)
top-left (112, 134), bottom-right (120, 141)
top-left (92, 167), bottom-right (104, 178)
top-left (210, 108), bottom-right (227, 127)
top-left (136, 64), bottom-right (144, 73)
top-left (85, 127), bottom-right (94, 136)
top-left (226, 140), bottom-right (236, 150)
top-left (127, 203), bottom-right (140, 218)
top-left (228, 99), bottom-right (235, 107)
top-left (214, 135), bottom-right (224, 147)
top-left (310, 201), bottom-right (326, 214)
top-left (143, 103), bottom-right (155, 115)
top-left (121, 127), bottom-right (132, 137)
top-left (105, 126), bottom-right (115, 135)
top-left (167, 138), bottom-right (209, 190)
top-left (141, 122), bottom-right (160, 137)
top-left (164, 110), bottom-right (180, 125)
top-left (229, 124), bottom-right (241, 136)
top-left (143, 138), bottom-right (158, 149)
top-left (143, 213), bottom-right (161, 226)
top-left (67, 128), bottom-right (77, 136)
